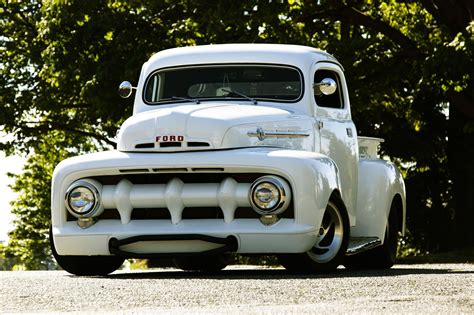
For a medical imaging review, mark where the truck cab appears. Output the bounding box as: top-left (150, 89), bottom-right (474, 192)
top-left (51, 44), bottom-right (406, 275)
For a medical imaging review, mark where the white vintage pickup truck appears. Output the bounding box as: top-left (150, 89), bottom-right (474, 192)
top-left (50, 44), bottom-right (406, 275)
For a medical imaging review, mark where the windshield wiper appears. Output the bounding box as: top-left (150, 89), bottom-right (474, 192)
top-left (171, 96), bottom-right (201, 104)
top-left (221, 88), bottom-right (258, 105)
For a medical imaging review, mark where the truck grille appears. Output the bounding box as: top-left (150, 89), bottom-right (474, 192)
top-left (68, 173), bottom-right (294, 224)
top-left (94, 206), bottom-right (263, 221)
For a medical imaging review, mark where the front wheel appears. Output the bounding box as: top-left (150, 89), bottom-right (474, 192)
top-left (278, 197), bottom-right (349, 273)
top-left (50, 229), bottom-right (124, 276)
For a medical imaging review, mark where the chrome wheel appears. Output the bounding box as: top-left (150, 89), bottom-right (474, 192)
top-left (278, 196), bottom-right (349, 272)
top-left (307, 201), bottom-right (344, 263)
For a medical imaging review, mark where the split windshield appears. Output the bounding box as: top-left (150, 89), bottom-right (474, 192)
top-left (144, 65), bottom-right (302, 104)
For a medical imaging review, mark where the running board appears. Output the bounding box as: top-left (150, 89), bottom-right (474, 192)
top-left (346, 237), bottom-right (382, 256)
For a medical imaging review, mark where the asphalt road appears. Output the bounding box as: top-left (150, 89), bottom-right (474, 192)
top-left (0, 264), bottom-right (473, 313)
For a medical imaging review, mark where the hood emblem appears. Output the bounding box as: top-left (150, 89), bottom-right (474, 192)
top-left (247, 127), bottom-right (310, 141)
top-left (156, 135), bottom-right (184, 142)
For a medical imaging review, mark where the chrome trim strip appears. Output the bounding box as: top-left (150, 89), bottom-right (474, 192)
top-left (247, 127), bottom-right (310, 141)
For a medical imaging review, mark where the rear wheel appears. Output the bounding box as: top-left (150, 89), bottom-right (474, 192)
top-left (344, 201), bottom-right (399, 270)
top-left (173, 254), bottom-right (229, 271)
top-left (50, 229), bottom-right (124, 276)
top-left (278, 197), bottom-right (349, 273)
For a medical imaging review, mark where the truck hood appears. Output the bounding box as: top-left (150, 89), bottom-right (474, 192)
top-left (117, 103), bottom-right (314, 152)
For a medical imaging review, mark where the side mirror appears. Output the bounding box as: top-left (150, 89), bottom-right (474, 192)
top-left (314, 78), bottom-right (337, 96)
top-left (118, 81), bottom-right (136, 98)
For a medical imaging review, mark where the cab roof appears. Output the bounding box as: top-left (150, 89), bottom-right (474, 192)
top-left (144, 44), bottom-right (341, 73)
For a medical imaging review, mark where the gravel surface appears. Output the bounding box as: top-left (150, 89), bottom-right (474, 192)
top-left (0, 264), bottom-right (473, 313)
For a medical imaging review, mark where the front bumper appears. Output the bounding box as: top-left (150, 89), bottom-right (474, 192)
top-left (53, 219), bottom-right (318, 256)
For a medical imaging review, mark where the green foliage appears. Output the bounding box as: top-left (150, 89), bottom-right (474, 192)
top-left (1, 0), bottom-right (473, 269)
top-left (3, 131), bottom-right (82, 269)
top-left (398, 247), bottom-right (474, 264)
top-left (232, 254), bottom-right (280, 267)
top-left (0, 243), bottom-right (20, 270)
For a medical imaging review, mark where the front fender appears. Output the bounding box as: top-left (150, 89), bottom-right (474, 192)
top-left (52, 147), bottom-right (343, 233)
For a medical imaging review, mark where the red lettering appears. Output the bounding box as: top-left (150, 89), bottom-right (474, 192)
top-left (156, 135), bottom-right (184, 142)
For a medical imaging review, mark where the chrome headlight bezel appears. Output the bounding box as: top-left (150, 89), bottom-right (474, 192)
top-left (249, 175), bottom-right (291, 215)
top-left (65, 180), bottom-right (102, 218)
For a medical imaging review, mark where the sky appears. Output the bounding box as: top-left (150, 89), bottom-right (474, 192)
top-left (0, 152), bottom-right (26, 243)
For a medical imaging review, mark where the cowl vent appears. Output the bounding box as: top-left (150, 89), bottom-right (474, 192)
top-left (134, 142), bottom-right (211, 150)
top-left (135, 143), bottom-right (154, 149)
top-left (160, 142), bottom-right (181, 148)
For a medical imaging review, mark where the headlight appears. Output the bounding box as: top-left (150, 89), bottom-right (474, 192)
top-left (65, 180), bottom-right (102, 217)
top-left (249, 176), bottom-right (291, 215)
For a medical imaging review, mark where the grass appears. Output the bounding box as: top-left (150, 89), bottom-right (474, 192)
top-left (398, 247), bottom-right (474, 264)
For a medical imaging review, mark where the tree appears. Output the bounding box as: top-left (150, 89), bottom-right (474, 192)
top-left (292, 0), bottom-right (473, 249)
top-left (1, 0), bottom-right (472, 268)
top-left (4, 131), bottom-right (94, 269)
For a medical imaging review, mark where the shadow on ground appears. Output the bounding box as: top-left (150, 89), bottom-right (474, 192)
top-left (102, 265), bottom-right (474, 280)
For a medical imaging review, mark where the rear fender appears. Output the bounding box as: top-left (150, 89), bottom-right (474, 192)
top-left (353, 160), bottom-right (406, 241)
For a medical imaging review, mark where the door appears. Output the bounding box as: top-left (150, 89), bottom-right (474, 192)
top-left (312, 62), bottom-right (358, 222)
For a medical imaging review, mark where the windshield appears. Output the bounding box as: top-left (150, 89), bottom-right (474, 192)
top-left (144, 64), bottom-right (303, 104)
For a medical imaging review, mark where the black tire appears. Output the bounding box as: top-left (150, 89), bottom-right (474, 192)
top-left (173, 254), bottom-right (230, 272)
top-left (344, 201), bottom-right (399, 270)
top-left (50, 229), bottom-right (124, 276)
top-left (278, 196), bottom-right (350, 273)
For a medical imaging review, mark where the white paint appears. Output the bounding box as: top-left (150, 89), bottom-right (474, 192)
top-left (354, 160), bottom-right (406, 240)
top-left (358, 137), bottom-right (385, 159)
top-left (101, 178), bottom-right (251, 224)
top-left (118, 103), bottom-right (303, 152)
top-left (52, 219), bottom-right (318, 255)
